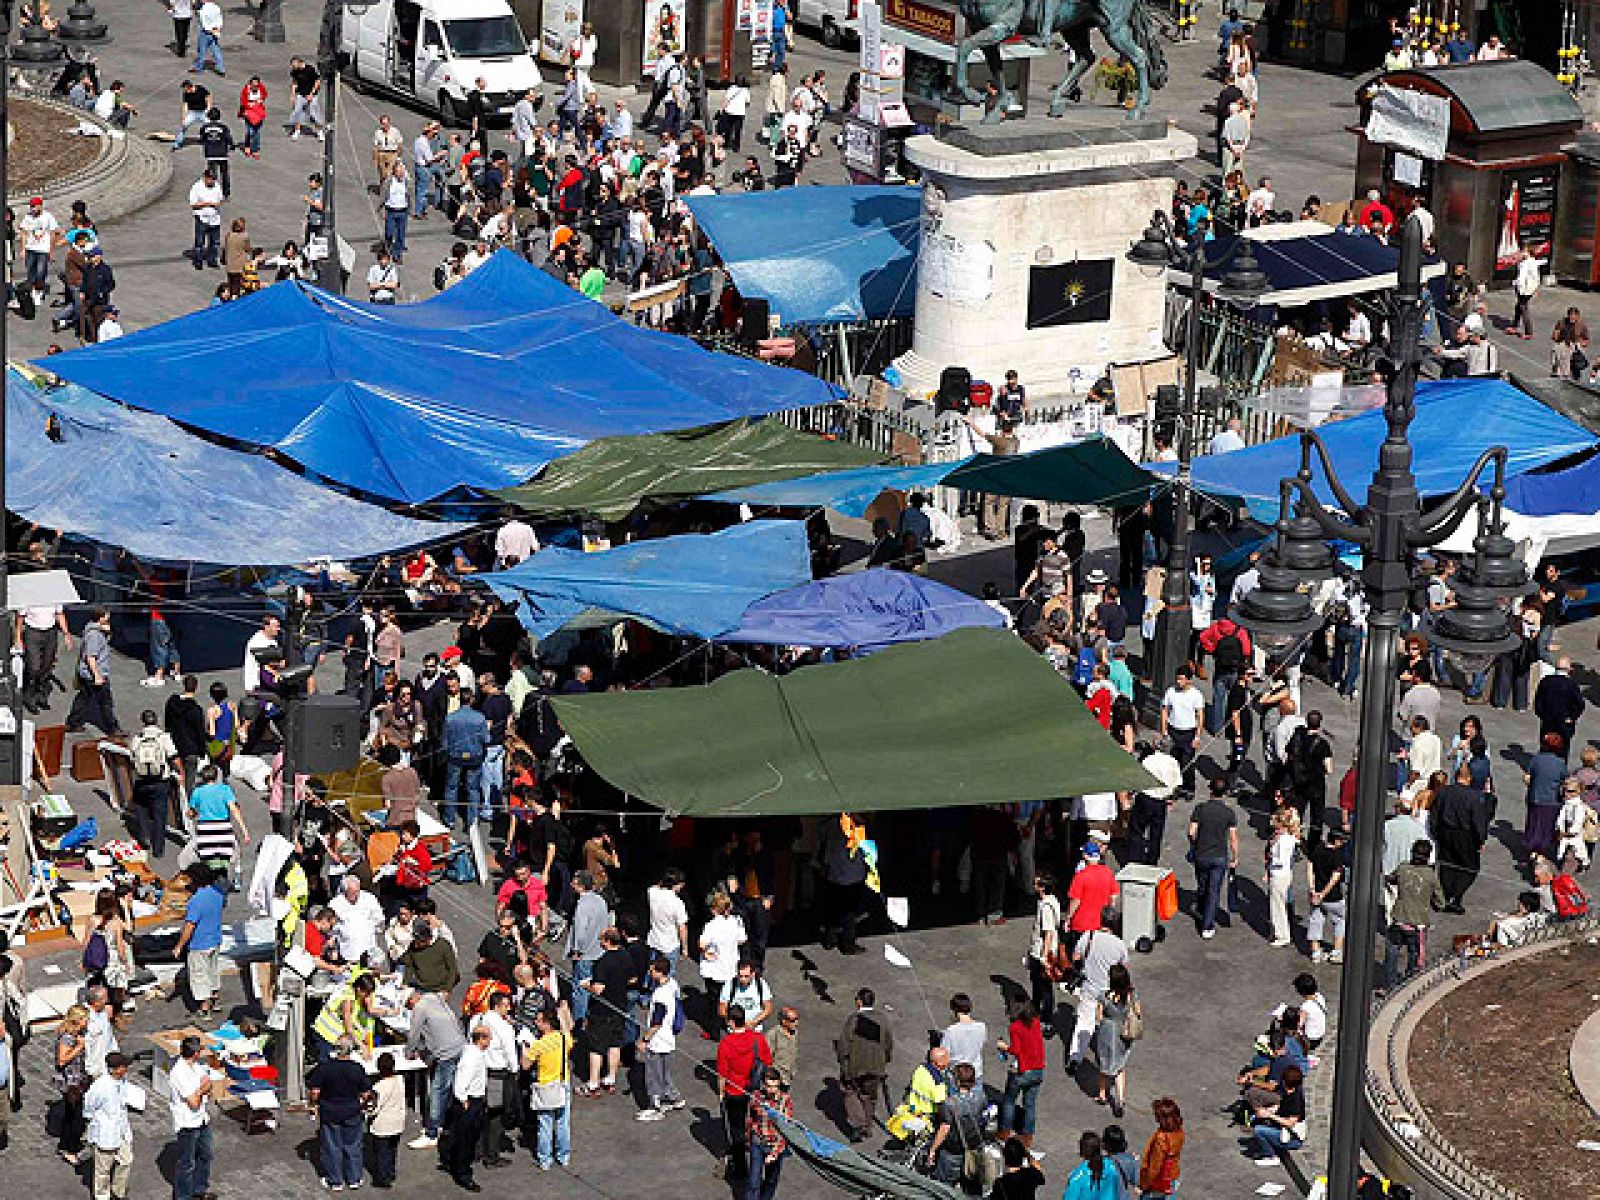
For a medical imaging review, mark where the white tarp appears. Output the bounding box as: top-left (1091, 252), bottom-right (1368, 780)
top-left (1365, 85), bottom-right (1452, 162)
top-left (5, 570), bottom-right (82, 612)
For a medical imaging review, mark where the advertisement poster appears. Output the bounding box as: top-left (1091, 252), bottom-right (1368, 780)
top-left (1026, 260), bottom-right (1114, 327)
top-left (751, 0), bottom-right (773, 39)
top-left (642, 0), bottom-right (687, 72)
top-left (737, 0), bottom-right (755, 31)
top-left (1494, 167), bottom-right (1558, 277)
top-left (539, 0), bottom-right (584, 64)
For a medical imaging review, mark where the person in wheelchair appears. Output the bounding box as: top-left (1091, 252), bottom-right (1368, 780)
top-left (887, 1045), bottom-right (950, 1143)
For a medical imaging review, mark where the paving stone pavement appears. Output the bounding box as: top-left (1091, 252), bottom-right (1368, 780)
top-left (0, 6), bottom-right (1593, 1199)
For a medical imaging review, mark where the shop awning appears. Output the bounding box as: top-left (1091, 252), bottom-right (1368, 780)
top-left (551, 627), bottom-right (1157, 817)
top-left (1160, 377), bottom-right (1596, 520)
top-left (7, 371), bottom-right (470, 565)
top-left (38, 253), bottom-right (840, 505)
top-left (718, 567), bottom-right (1006, 651)
top-left (492, 420), bottom-right (886, 519)
top-left (486, 520), bottom-right (813, 640)
top-left (1167, 221), bottom-right (1446, 308)
top-left (710, 436), bottom-right (1157, 513)
top-left (684, 186), bottom-right (921, 326)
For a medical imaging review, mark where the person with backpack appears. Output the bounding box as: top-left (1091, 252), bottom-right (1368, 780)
top-left (1285, 710), bottom-right (1333, 843)
top-left (1197, 615), bottom-right (1252, 735)
top-left (66, 607), bottom-right (121, 737)
top-left (130, 710), bottom-right (180, 859)
top-left (636, 955), bottom-right (686, 1120)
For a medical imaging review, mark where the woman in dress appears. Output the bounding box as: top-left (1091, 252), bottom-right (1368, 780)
top-left (1092, 964), bottom-right (1139, 1118)
top-left (80, 888), bottom-right (134, 1017)
top-left (53, 1003), bottom-right (89, 1163)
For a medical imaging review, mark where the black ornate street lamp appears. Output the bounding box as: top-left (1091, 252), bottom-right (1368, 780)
top-left (1127, 212), bottom-right (1270, 706)
top-left (1230, 214), bottom-right (1526, 1200)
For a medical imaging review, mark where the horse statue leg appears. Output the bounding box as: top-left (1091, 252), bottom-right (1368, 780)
top-left (1049, 27), bottom-right (1096, 116)
top-left (981, 42), bottom-right (1011, 123)
top-left (1101, 17), bottom-right (1151, 118)
top-left (954, 0), bottom-right (1024, 105)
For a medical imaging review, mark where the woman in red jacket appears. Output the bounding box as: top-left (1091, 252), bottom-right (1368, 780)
top-left (238, 76), bottom-right (268, 159)
top-left (996, 1000), bottom-right (1047, 1150)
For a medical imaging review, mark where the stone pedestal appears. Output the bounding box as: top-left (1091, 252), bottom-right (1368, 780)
top-left (895, 117), bottom-right (1198, 400)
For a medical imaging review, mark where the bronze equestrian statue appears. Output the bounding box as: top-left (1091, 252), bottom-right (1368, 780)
top-left (953, 0), bottom-right (1169, 123)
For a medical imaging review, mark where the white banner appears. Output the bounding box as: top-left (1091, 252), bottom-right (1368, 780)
top-left (539, 0), bottom-right (584, 64)
top-left (1364, 85), bottom-right (1451, 163)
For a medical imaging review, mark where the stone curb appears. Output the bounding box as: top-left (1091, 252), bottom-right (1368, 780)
top-left (5, 94), bottom-right (173, 222)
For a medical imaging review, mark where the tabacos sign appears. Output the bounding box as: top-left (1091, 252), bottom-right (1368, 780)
top-left (884, 0), bottom-right (958, 43)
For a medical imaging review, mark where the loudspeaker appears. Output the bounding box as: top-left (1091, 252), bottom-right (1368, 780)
top-left (1153, 384), bottom-right (1180, 419)
top-left (740, 297), bottom-right (770, 345)
top-left (287, 693), bottom-right (362, 775)
top-left (935, 366), bottom-right (971, 415)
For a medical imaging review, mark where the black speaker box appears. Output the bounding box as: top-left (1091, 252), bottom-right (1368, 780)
top-left (935, 365), bottom-right (971, 415)
top-left (288, 693), bottom-right (362, 775)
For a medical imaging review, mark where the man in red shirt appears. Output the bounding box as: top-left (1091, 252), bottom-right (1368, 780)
top-left (715, 1007), bottom-right (771, 1182)
top-left (1065, 841), bottom-right (1119, 938)
top-left (495, 859), bottom-right (548, 935)
top-left (1357, 188), bottom-right (1394, 234)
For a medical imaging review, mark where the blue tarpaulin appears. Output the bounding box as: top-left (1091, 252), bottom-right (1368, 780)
top-left (719, 568), bottom-right (1006, 651)
top-left (1501, 453), bottom-right (1600, 517)
top-left (1169, 222), bottom-right (1446, 307)
top-left (7, 371), bottom-right (470, 565)
top-left (685, 186), bottom-right (920, 326)
top-left (1159, 378), bottom-right (1595, 519)
top-left (38, 253), bottom-right (840, 505)
top-left (486, 520), bottom-right (814, 640)
top-left (715, 461), bottom-right (970, 515)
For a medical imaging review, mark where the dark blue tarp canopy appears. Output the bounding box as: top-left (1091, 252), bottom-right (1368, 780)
top-left (719, 568), bottom-right (1006, 651)
top-left (685, 186), bottom-right (920, 325)
top-left (486, 520), bottom-right (813, 640)
top-left (38, 253), bottom-right (839, 504)
top-left (1169, 223), bottom-right (1445, 306)
top-left (1157, 378), bottom-right (1595, 520)
top-left (6, 371), bottom-right (470, 564)
top-left (1501, 452), bottom-right (1600, 517)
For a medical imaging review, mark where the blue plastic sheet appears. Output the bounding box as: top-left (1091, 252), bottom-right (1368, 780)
top-left (7, 372), bottom-right (470, 565)
top-left (685, 186), bottom-right (920, 325)
top-left (486, 520), bottom-right (814, 640)
top-left (1501, 452), bottom-right (1600, 517)
top-left (1158, 378), bottom-right (1595, 519)
top-left (719, 568), bottom-right (1006, 651)
top-left (39, 253), bottom-right (840, 504)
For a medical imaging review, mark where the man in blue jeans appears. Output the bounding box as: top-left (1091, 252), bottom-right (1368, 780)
top-left (307, 1035), bottom-right (371, 1189)
top-left (1188, 778), bottom-right (1239, 939)
top-left (441, 678), bottom-right (488, 830)
top-left (404, 989), bottom-right (465, 1148)
top-left (566, 871), bottom-right (608, 1023)
top-left (167, 1035), bottom-right (214, 1200)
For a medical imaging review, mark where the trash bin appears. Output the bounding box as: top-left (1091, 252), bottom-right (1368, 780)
top-left (1117, 863), bottom-right (1175, 953)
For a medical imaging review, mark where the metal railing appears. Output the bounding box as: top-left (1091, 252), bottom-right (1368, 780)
top-left (1364, 915), bottom-right (1600, 1200)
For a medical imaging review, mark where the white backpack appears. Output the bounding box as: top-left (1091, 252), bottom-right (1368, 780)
top-left (133, 729), bottom-right (167, 779)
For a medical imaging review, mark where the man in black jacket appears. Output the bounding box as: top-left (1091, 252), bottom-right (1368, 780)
top-left (1431, 764), bottom-right (1494, 913)
top-left (1533, 656), bottom-right (1585, 756)
top-left (196, 107), bottom-right (236, 198)
top-left (79, 245), bottom-right (116, 343)
top-left (164, 675), bottom-right (209, 799)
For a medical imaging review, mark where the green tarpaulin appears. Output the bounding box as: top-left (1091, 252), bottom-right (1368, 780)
top-left (945, 436), bottom-right (1157, 507)
top-left (493, 420), bottom-right (886, 519)
top-left (551, 628), bottom-right (1156, 817)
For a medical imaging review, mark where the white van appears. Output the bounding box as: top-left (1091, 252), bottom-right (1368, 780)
top-left (340, 0), bottom-right (543, 126)
top-left (793, 0), bottom-right (859, 48)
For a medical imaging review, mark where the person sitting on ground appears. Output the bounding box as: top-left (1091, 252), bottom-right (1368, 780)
top-left (1247, 1065), bottom-right (1306, 1165)
top-left (1487, 890), bottom-right (1551, 946)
